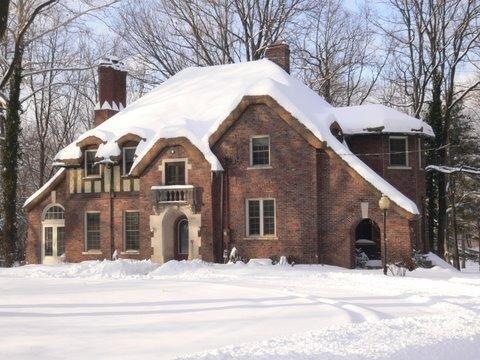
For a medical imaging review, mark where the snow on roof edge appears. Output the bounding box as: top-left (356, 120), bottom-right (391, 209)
top-left (23, 168), bottom-right (66, 209)
top-left (330, 142), bottom-right (419, 215)
top-left (48, 59), bottom-right (419, 215)
top-left (333, 104), bottom-right (435, 138)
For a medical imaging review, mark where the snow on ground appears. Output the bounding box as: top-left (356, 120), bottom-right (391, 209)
top-left (1, 260), bottom-right (480, 360)
top-left (465, 260), bottom-right (480, 273)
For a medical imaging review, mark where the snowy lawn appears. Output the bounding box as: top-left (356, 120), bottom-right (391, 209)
top-left (1, 257), bottom-right (480, 360)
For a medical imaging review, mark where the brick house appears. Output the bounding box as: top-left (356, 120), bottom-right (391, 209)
top-left (24, 45), bottom-right (434, 268)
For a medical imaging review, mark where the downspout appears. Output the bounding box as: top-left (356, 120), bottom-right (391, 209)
top-left (109, 163), bottom-right (115, 258)
top-left (219, 171), bottom-right (224, 262)
top-left (224, 166), bottom-right (230, 254)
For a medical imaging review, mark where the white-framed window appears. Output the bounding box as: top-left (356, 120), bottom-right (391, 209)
top-left (250, 136), bottom-right (270, 167)
top-left (389, 136), bottom-right (409, 167)
top-left (84, 150), bottom-right (101, 177)
top-left (85, 212), bottom-right (100, 251)
top-left (122, 147), bottom-right (136, 175)
top-left (43, 205), bottom-right (65, 220)
top-left (124, 211), bottom-right (140, 251)
top-left (246, 198), bottom-right (276, 237)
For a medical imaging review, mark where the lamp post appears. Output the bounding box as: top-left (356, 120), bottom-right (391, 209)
top-left (379, 194), bottom-right (391, 275)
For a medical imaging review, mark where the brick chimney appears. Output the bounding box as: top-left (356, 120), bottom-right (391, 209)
top-left (265, 43), bottom-right (290, 73)
top-left (94, 56), bottom-right (127, 127)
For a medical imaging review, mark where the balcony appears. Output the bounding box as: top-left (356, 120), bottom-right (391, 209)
top-left (151, 185), bottom-right (199, 212)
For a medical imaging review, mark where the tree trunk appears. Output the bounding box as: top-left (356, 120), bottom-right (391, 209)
top-left (0, 0), bottom-right (9, 40)
top-left (450, 176), bottom-right (460, 270)
top-left (437, 170), bottom-right (447, 258)
top-left (1, 46), bottom-right (23, 267)
top-left (426, 171), bottom-right (437, 251)
top-left (426, 71), bottom-right (444, 256)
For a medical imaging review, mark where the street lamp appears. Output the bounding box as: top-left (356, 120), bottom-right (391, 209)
top-left (379, 194), bottom-right (391, 275)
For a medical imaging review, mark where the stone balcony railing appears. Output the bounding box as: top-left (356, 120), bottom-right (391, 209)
top-left (151, 185), bottom-right (199, 212)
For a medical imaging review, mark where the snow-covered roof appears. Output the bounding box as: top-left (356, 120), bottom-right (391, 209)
top-left (23, 168), bottom-right (66, 209)
top-left (332, 104), bottom-right (434, 137)
top-left (49, 59), bottom-right (419, 214)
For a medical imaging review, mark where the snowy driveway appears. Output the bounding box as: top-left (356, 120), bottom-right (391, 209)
top-left (0, 260), bottom-right (479, 359)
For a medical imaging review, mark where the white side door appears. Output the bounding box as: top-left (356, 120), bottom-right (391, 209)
top-left (42, 222), bottom-right (65, 264)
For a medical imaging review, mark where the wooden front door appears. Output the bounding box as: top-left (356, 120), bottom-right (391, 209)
top-left (174, 217), bottom-right (189, 261)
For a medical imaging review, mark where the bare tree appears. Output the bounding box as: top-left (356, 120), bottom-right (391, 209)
top-left (293, 0), bottom-right (384, 105)
top-left (1, 0), bottom-right (120, 266)
top-left (116, 0), bottom-right (306, 84)
top-left (376, 0), bottom-right (480, 257)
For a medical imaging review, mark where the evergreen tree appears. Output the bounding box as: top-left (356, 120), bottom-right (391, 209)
top-left (1, 45), bottom-right (23, 266)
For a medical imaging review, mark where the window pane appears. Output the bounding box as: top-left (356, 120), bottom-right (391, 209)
top-left (86, 213), bottom-right (100, 250)
top-left (178, 219), bottom-right (189, 254)
top-left (44, 227), bottom-right (53, 256)
top-left (85, 150), bottom-right (100, 176)
top-left (252, 137), bottom-right (270, 166)
top-left (389, 138), bottom-right (407, 166)
top-left (248, 200), bottom-right (260, 235)
top-left (45, 206), bottom-right (64, 220)
top-left (57, 227), bottom-right (65, 256)
top-left (165, 162), bottom-right (186, 185)
top-left (125, 212), bottom-right (140, 251)
top-left (123, 148), bottom-right (136, 174)
top-left (263, 200), bottom-right (275, 235)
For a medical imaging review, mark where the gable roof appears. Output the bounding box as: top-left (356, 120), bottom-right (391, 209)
top-left (43, 59), bottom-right (420, 214)
top-left (23, 168), bottom-right (66, 211)
top-left (333, 104), bottom-right (434, 137)
top-left (55, 59), bottom-right (333, 171)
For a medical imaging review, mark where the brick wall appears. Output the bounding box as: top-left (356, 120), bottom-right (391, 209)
top-left (347, 134), bottom-right (427, 252)
top-left (140, 141), bottom-right (215, 262)
top-left (317, 150), bottom-right (416, 267)
top-left (26, 104), bottom-right (420, 267)
top-left (26, 139), bottom-right (215, 264)
top-left (213, 103), bottom-right (320, 263)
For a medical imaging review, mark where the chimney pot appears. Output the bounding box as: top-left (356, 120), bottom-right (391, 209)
top-left (94, 56), bottom-right (127, 127)
top-left (265, 42), bottom-right (290, 73)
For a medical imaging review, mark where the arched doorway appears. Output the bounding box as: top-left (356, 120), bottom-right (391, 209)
top-left (355, 219), bottom-right (381, 260)
top-left (41, 204), bottom-right (65, 264)
top-left (174, 216), bottom-right (189, 261)
top-left (151, 206), bottom-right (201, 264)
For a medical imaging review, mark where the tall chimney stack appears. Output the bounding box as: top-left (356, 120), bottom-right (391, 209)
top-left (265, 42), bottom-right (290, 73)
top-left (94, 56), bottom-right (127, 127)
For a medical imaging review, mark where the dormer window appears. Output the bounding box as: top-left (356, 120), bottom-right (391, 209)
top-left (389, 136), bottom-right (409, 168)
top-left (250, 136), bottom-right (270, 167)
top-left (123, 147), bottom-right (136, 175)
top-left (84, 150), bottom-right (100, 177)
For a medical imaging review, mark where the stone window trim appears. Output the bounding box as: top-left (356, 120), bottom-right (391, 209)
top-left (388, 136), bottom-right (411, 169)
top-left (123, 210), bottom-right (140, 252)
top-left (122, 146), bottom-right (137, 175)
top-left (245, 198), bottom-right (277, 238)
top-left (82, 251), bottom-right (103, 255)
top-left (159, 157), bottom-right (191, 185)
top-left (249, 135), bottom-right (271, 169)
top-left (84, 149), bottom-right (102, 179)
top-left (84, 211), bottom-right (101, 252)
